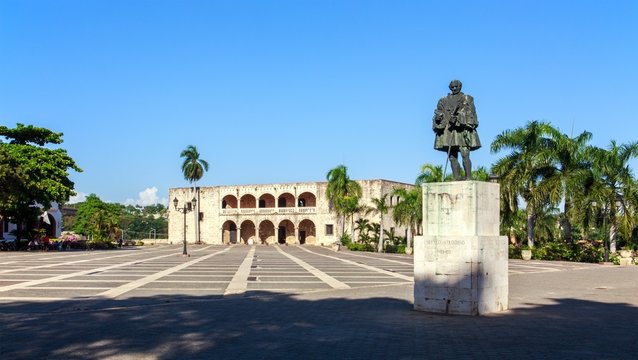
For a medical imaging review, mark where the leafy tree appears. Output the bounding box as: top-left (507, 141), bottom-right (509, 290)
top-left (471, 166), bottom-right (491, 181)
top-left (491, 121), bottom-right (557, 247)
top-left (368, 194), bottom-right (390, 252)
top-left (589, 141), bottom-right (638, 254)
top-left (0, 123), bottom-right (81, 240)
top-left (0, 123), bottom-right (64, 146)
top-left (0, 147), bottom-right (25, 212)
top-left (415, 163), bottom-right (447, 185)
top-left (537, 130), bottom-right (593, 244)
top-left (180, 145), bottom-right (209, 186)
top-left (326, 165), bottom-right (362, 238)
top-left (73, 194), bottom-right (121, 241)
top-left (180, 145), bottom-right (208, 244)
top-left (392, 187), bottom-right (422, 251)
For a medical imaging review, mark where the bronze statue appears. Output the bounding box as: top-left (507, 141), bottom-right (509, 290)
top-left (432, 80), bottom-right (481, 180)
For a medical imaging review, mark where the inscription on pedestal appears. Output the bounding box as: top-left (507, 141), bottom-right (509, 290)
top-left (414, 181), bottom-right (508, 315)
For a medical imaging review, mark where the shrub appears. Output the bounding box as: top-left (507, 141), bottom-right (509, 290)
top-left (340, 233), bottom-right (352, 246)
top-left (346, 242), bottom-right (375, 252)
top-left (508, 245), bottom-right (522, 259)
top-left (385, 244), bottom-right (407, 254)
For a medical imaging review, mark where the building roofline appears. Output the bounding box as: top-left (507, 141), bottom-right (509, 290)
top-left (169, 178), bottom-right (414, 191)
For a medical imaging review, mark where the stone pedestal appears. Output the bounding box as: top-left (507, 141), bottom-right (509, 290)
top-left (414, 181), bottom-right (508, 315)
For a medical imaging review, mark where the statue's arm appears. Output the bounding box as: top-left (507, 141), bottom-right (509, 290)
top-left (432, 99), bottom-right (446, 132)
top-left (464, 95), bottom-right (478, 129)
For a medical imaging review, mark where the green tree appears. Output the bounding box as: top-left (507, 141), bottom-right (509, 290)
top-left (0, 147), bottom-right (25, 212)
top-left (326, 165), bottom-right (362, 238)
top-left (491, 121), bottom-right (557, 247)
top-left (392, 187), bottom-right (422, 251)
top-left (471, 166), bottom-right (491, 181)
top-left (180, 145), bottom-right (209, 244)
top-left (368, 194), bottom-right (390, 252)
top-left (180, 145), bottom-right (209, 186)
top-left (589, 141), bottom-right (638, 254)
top-left (537, 130), bottom-right (593, 244)
top-left (415, 163), bottom-right (447, 185)
top-left (73, 194), bottom-right (121, 241)
top-left (0, 123), bottom-right (81, 240)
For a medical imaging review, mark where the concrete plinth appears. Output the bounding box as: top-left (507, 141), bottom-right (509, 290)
top-left (414, 181), bottom-right (508, 315)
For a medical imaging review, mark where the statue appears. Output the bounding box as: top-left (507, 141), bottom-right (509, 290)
top-left (432, 80), bottom-right (481, 180)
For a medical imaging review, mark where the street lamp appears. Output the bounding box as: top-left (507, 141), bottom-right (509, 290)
top-left (173, 197), bottom-right (197, 256)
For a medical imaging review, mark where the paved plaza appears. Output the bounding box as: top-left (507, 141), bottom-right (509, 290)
top-left (1, 245), bottom-right (637, 359)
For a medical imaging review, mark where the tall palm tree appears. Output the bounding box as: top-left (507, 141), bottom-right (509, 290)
top-left (491, 120), bottom-right (557, 248)
top-left (180, 145), bottom-right (209, 186)
top-left (369, 194), bottom-right (390, 252)
top-left (537, 130), bottom-right (593, 244)
top-left (589, 141), bottom-right (638, 255)
top-left (326, 165), bottom-right (362, 239)
top-left (180, 145), bottom-right (209, 244)
top-left (392, 187), bottom-right (422, 251)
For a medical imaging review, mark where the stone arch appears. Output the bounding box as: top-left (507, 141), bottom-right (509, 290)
top-left (277, 219), bottom-right (295, 244)
top-left (222, 195), bottom-right (238, 209)
top-left (278, 193), bottom-right (295, 208)
top-left (298, 192), bottom-right (316, 207)
top-left (240, 194), bottom-right (256, 208)
top-left (259, 194), bottom-right (276, 208)
top-left (222, 220), bottom-right (238, 244)
top-left (240, 220), bottom-right (256, 244)
top-left (259, 220), bottom-right (276, 245)
top-left (298, 219), bottom-right (316, 245)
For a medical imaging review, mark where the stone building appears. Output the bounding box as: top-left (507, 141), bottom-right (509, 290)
top-left (1, 203), bottom-right (62, 240)
top-left (168, 179), bottom-right (413, 246)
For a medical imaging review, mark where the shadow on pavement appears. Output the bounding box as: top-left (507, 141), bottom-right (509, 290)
top-left (1, 291), bottom-right (636, 359)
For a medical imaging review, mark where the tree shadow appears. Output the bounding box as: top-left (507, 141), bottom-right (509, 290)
top-left (1, 290), bottom-right (636, 359)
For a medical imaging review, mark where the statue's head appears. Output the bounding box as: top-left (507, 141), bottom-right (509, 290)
top-left (449, 80), bottom-right (462, 95)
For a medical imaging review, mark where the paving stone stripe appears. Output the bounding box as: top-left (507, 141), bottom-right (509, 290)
top-left (99, 247), bottom-right (232, 299)
top-left (296, 246), bottom-right (413, 281)
top-left (0, 250), bottom-right (184, 293)
top-left (0, 247), bottom-right (176, 275)
top-left (333, 251), bottom-right (412, 265)
top-left (224, 246), bottom-right (256, 295)
top-left (275, 245), bottom-right (350, 290)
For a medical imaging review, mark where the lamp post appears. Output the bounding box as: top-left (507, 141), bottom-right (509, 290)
top-left (173, 197), bottom-right (197, 256)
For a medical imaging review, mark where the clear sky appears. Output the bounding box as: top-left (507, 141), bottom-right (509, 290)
top-left (1, 1), bottom-right (637, 205)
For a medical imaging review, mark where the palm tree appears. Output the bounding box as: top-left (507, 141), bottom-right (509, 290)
top-left (415, 163), bottom-right (446, 185)
top-left (589, 141), bottom-right (638, 255)
top-left (369, 194), bottom-right (390, 252)
top-left (491, 121), bottom-right (557, 248)
top-left (181, 145), bottom-right (209, 186)
top-left (326, 165), bottom-right (362, 239)
top-left (471, 166), bottom-right (491, 181)
top-left (180, 145), bottom-right (209, 244)
top-left (392, 187), bottom-right (422, 251)
top-left (536, 130), bottom-right (593, 244)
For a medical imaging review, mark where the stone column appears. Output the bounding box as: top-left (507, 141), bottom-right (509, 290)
top-left (237, 227), bottom-right (242, 245)
top-left (413, 181), bottom-right (508, 315)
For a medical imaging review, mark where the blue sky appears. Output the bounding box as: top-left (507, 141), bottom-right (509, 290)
top-left (1, 1), bottom-right (637, 205)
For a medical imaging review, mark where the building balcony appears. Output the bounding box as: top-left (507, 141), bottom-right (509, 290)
top-left (221, 207), bottom-right (317, 215)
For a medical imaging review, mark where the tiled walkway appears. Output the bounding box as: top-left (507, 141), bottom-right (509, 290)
top-left (1, 245), bottom-right (635, 359)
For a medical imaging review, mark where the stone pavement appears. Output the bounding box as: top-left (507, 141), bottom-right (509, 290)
top-left (0, 245), bottom-right (636, 359)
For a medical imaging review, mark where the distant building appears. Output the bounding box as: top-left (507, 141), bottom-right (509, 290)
top-left (1, 202), bottom-right (62, 240)
top-left (168, 179), bottom-right (413, 246)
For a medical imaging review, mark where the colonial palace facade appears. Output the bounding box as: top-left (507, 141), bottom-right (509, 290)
top-left (168, 179), bottom-right (413, 246)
